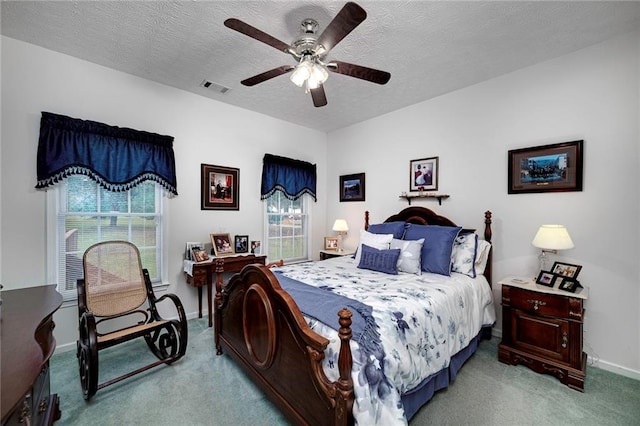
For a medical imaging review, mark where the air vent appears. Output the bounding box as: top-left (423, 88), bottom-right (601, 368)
top-left (200, 80), bottom-right (230, 94)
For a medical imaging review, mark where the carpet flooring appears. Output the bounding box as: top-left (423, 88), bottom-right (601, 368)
top-left (50, 317), bottom-right (640, 425)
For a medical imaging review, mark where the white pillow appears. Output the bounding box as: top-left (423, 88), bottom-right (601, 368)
top-left (451, 233), bottom-right (478, 278)
top-left (390, 238), bottom-right (424, 275)
top-left (475, 240), bottom-right (492, 275)
top-left (354, 230), bottom-right (393, 264)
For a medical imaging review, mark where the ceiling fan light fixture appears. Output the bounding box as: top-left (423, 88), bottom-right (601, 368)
top-left (290, 61), bottom-right (311, 87)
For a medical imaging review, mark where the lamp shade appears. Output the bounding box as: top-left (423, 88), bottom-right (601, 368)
top-left (532, 225), bottom-right (574, 250)
top-left (332, 219), bottom-right (349, 232)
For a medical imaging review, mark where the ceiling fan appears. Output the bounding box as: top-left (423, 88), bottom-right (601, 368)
top-left (224, 2), bottom-right (391, 107)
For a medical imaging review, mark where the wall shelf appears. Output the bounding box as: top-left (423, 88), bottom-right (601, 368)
top-left (399, 194), bottom-right (450, 205)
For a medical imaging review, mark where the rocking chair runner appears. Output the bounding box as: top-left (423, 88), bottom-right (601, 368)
top-left (76, 241), bottom-right (188, 400)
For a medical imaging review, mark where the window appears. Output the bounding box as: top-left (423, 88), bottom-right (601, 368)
top-left (265, 191), bottom-right (310, 263)
top-left (49, 176), bottom-right (164, 301)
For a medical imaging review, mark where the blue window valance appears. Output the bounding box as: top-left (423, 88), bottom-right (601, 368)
top-left (35, 112), bottom-right (178, 196)
top-left (261, 154), bottom-right (317, 201)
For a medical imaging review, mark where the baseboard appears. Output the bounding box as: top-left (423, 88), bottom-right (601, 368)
top-left (591, 357), bottom-right (640, 381)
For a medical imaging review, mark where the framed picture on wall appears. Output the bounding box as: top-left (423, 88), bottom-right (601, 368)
top-left (508, 140), bottom-right (583, 194)
top-left (201, 164), bottom-right (239, 210)
top-left (410, 157), bottom-right (438, 192)
top-left (339, 173), bottom-right (365, 202)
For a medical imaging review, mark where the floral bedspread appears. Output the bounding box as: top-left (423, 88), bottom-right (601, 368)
top-left (274, 256), bottom-right (495, 425)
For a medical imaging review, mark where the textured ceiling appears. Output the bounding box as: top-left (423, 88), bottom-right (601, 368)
top-left (2, 1), bottom-right (639, 132)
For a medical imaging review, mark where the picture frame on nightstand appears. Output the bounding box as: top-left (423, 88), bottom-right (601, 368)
top-left (535, 270), bottom-right (556, 287)
top-left (558, 277), bottom-right (582, 293)
top-left (551, 261), bottom-right (582, 279)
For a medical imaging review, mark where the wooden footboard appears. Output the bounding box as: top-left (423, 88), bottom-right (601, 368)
top-left (215, 264), bottom-right (354, 426)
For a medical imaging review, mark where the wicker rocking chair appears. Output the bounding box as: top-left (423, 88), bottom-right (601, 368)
top-left (76, 241), bottom-right (188, 400)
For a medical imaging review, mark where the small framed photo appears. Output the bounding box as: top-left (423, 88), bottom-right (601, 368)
top-left (185, 242), bottom-right (203, 261)
top-left (558, 277), bottom-right (582, 293)
top-left (201, 163), bottom-right (239, 210)
top-left (192, 248), bottom-right (210, 262)
top-left (210, 233), bottom-right (234, 256)
top-left (234, 235), bottom-right (249, 253)
top-left (551, 261), bottom-right (582, 279)
top-left (324, 236), bottom-right (339, 251)
top-left (250, 241), bottom-right (261, 255)
top-left (535, 270), bottom-right (556, 287)
top-left (339, 173), bottom-right (365, 202)
top-left (410, 157), bottom-right (438, 192)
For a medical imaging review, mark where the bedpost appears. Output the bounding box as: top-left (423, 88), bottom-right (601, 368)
top-left (364, 211), bottom-right (370, 230)
top-left (335, 308), bottom-right (354, 425)
top-left (484, 211), bottom-right (493, 286)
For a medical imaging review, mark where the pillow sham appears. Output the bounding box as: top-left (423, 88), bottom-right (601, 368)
top-left (354, 229), bottom-right (394, 264)
top-left (367, 221), bottom-right (406, 239)
top-left (390, 238), bottom-right (424, 275)
top-left (451, 232), bottom-right (478, 278)
top-left (357, 244), bottom-right (401, 275)
top-left (403, 225), bottom-right (462, 276)
top-left (475, 239), bottom-right (492, 275)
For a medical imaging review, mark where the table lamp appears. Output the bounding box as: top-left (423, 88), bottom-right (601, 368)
top-left (532, 224), bottom-right (574, 271)
top-left (332, 219), bottom-right (349, 252)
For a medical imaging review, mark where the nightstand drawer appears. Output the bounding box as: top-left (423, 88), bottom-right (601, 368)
top-left (507, 287), bottom-right (569, 318)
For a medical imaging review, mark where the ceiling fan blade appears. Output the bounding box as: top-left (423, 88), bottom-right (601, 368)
top-left (224, 18), bottom-right (290, 53)
top-left (328, 61), bottom-right (391, 85)
top-left (310, 85), bottom-right (328, 107)
top-left (241, 66), bottom-right (294, 86)
top-left (316, 2), bottom-right (367, 54)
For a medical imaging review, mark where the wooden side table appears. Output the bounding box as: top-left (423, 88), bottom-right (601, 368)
top-left (498, 276), bottom-right (588, 391)
top-left (184, 254), bottom-right (266, 327)
top-left (319, 249), bottom-right (355, 260)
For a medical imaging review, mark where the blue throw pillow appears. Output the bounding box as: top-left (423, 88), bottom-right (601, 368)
top-left (367, 221), bottom-right (406, 239)
top-left (404, 225), bottom-right (462, 275)
top-left (357, 244), bottom-right (401, 275)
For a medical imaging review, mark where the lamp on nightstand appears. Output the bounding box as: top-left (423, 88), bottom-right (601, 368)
top-left (532, 224), bottom-right (574, 271)
top-left (332, 219), bottom-right (349, 252)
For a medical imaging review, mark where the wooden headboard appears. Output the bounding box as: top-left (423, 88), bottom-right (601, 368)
top-left (364, 206), bottom-right (493, 284)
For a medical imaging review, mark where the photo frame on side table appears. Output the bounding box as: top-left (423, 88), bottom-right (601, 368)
top-left (558, 277), bottom-right (582, 293)
top-left (251, 241), bottom-right (261, 255)
top-left (410, 157), bottom-right (438, 192)
top-left (185, 242), bottom-right (202, 261)
top-left (234, 235), bottom-right (249, 253)
top-left (551, 261), bottom-right (582, 279)
top-left (535, 271), bottom-right (556, 287)
top-left (339, 173), bottom-right (365, 202)
top-left (210, 233), bottom-right (234, 256)
top-left (201, 163), bottom-right (239, 210)
top-left (508, 140), bottom-right (583, 194)
top-left (324, 236), bottom-right (339, 251)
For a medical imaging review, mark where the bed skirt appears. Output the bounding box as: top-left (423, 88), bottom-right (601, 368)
top-left (402, 326), bottom-right (489, 420)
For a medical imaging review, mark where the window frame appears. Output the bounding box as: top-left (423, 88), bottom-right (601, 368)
top-left (263, 192), bottom-right (311, 264)
top-left (46, 180), bottom-right (169, 302)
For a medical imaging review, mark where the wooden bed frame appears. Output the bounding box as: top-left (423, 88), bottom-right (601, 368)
top-left (215, 207), bottom-right (493, 425)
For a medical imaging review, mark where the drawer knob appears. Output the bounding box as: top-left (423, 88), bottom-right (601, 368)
top-left (562, 332), bottom-right (568, 348)
top-left (527, 299), bottom-right (547, 310)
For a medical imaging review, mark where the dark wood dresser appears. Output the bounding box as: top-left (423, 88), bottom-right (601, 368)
top-left (498, 276), bottom-right (588, 391)
top-left (1, 285), bottom-right (63, 425)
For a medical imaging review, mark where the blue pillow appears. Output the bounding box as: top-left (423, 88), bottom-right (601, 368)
top-left (357, 244), bottom-right (401, 275)
top-left (367, 221), bottom-right (406, 239)
top-left (404, 225), bottom-right (462, 275)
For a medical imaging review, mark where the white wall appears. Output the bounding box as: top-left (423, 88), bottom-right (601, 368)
top-left (1, 36), bottom-right (327, 350)
top-left (326, 31), bottom-right (640, 377)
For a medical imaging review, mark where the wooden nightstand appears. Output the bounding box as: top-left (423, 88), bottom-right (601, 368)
top-left (319, 249), bottom-right (355, 260)
top-left (498, 276), bottom-right (588, 391)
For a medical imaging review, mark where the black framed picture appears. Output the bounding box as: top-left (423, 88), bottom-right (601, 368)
top-left (535, 270), bottom-right (556, 287)
top-left (551, 261), bottom-right (582, 280)
top-left (234, 235), bottom-right (249, 253)
top-left (558, 277), bottom-right (582, 293)
top-left (339, 173), bottom-right (365, 202)
top-left (410, 157), bottom-right (438, 192)
top-left (508, 140), bottom-right (583, 194)
top-left (201, 163), bottom-right (239, 210)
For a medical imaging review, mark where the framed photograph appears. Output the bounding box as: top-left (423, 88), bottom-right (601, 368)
top-left (339, 173), bottom-right (365, 202)
top-left (558, 277), bottom-right (582, 293)
top-left (410, 157), bottom-right (438, 192)
top-left (185, 242), bottom-right (203, 261)
top-left (234, 235), bottom-right (249, 253)
top-left (210, 233), bottom-right (234, 256)
top-left (201, 163), bottom-right (239, 210)
top-left (535, 270), bottom-right (556, 287)
top-left (324, 236), bottom-right (339, 251)
top-left (508, 140), bottom-right (583, 194)
top-left (191, 248), bottom-right (209, 262)
top-left (551, 261), bottom-right (582, 279)
top-left (250, 240), bottom-right (261, 255)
